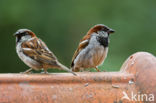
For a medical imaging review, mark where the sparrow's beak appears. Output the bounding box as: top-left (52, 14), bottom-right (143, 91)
top-left (13, 31), bottom-right (20, 36)
top-left (108, 29), bottom-right (115, 34)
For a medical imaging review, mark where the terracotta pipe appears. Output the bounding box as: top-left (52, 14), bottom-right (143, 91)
top-left (0, 52), bottom-right (155, 103)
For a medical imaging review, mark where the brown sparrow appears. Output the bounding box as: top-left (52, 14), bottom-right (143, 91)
top-left (71, 24), bottom-right (115, 72)
top-left (14, 29), bottom-right (76, 75)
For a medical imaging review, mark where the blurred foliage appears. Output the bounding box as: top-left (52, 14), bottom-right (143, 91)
top-left (0, 0), bottom-right (155, 73)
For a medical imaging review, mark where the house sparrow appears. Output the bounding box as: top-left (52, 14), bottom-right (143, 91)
top-left (14, 29), bottom-right (76, 75)
top-left (71, 24), bottom-right (115, 72)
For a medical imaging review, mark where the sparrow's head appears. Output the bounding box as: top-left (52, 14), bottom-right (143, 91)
top-left (86, 24), bottom-right (115, 47)
top-left (88, 24), bottom-right (115, 37)
top-left (14, 29), bottom-right (36, 43)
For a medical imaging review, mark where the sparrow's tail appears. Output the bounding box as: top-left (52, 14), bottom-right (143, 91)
top-left (57, 62), bottom-right (77, 76)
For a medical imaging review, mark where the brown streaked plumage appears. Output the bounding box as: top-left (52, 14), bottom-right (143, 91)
top-left (14, 29), bottom-right (76, 75)
top-left (71, 24), bottom-right (115, 72)
top-left (21, 38), bottom-right (57, 68)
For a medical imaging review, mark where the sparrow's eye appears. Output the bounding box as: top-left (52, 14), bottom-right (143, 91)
top-left (21, 32), bottom-right (28, 36)
top-left (102, 27), bottom-right (109, 32)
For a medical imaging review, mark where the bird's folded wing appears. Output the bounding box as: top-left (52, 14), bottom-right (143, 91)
top-left (21, 38), bottom-right (57, 65)
top-left (71, 39), bottom-right (89, 67)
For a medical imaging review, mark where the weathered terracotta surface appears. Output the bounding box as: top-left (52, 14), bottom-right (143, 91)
top-left (0, 52), bottom-right (155, 103)
top-left (120, 52), bottom-right (156, 103)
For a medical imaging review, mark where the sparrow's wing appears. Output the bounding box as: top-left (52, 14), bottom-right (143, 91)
top-left (71, 38), bottom-right (89, 67)
top-left (21, 37), bottom-right (57, 65)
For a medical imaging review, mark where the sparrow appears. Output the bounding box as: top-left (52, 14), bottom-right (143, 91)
top-left (71, 24), bottom-right (115, 72)
top-left (14, 29), bottom-right (76, 75)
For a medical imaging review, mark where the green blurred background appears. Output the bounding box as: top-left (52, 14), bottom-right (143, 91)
top-left (0, 0), bottom-right (155, 73)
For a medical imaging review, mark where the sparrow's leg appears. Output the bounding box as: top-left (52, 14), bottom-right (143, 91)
top-left (80, 68), bottom-right (84, 72)
top-left (95, 66), bottom-right (100, 72)
top-left (21, 68), bottom-right (33, 74)
top-left (44, 69), bottom-right (48, 74)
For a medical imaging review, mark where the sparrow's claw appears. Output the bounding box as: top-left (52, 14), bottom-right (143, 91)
top-left (40, 69), bottom-right (49, 74)
top-left (44, 69), bottom-right (48, 74)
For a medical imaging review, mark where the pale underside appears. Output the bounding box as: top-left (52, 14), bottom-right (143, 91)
top-left (73, 33), bottom-right (108, 71)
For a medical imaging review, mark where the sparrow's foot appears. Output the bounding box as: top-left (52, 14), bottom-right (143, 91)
top-left (41, 69), bottom-right (48, 74)
top-left (95, 67), bottom-right (100, 72)
top-left (41, 71), bottom-right (48, 74)
top-left (20, 68), bottom-right (33, 74)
